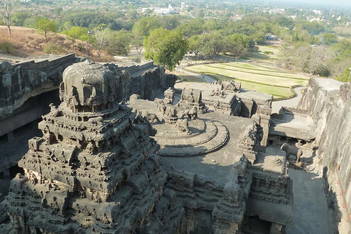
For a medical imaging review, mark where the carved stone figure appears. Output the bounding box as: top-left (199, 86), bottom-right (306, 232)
top-left (189, 106), bottom-right (198, 120)
top-left (176, 118), bottom-right (190, 134)
top-left (164, 87), bottom-right (175, 104)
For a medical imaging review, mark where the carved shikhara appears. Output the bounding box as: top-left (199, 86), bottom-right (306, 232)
top-left (2, 61), bottom-right (293, 234)
top-left (4, 61), bottom-right (182, 233)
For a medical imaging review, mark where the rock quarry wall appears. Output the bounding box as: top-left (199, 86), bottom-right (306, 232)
top-left (299, 78), bottom-right (351, 216)
top-left (0, 54), bottom-right (78, 120)
top-left (0, 57), bottom-right (176, 137)
top-left (122, 62), bottom-right (177, 101)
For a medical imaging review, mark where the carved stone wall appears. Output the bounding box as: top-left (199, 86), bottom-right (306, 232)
top-left (1, 61), bottom-right (183, 233)
top-left (298, 78), bottom-right (351, 217)
top-left (123, 64), bottom-right (176, 101)
top-left (0, 54), bottom-right (78, 121)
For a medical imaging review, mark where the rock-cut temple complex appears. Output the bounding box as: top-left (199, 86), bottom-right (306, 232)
top-left (0, 57), bottom-right (350, 234)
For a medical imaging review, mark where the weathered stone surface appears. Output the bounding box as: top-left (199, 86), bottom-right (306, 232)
top-left (0, 54), bottom-right (78, 121)
top-left (298, 78), bottom-right (351, 217)
top-left (1, 61), bottom-right (294, 234)
top-left (1, 61), bottom-right (183, 233)
top-left (130, 89), bottom-right (292, 233)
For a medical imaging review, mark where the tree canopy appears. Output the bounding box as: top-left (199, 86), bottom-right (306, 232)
top-left (144, 28), bottom-right (188, 71)
top-left (63, 26), bottom-right (90, 41)
top-left (35, 17), bottom-right (57, 41)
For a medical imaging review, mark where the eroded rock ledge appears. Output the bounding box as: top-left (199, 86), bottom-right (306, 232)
top-left (299, 78), bottom-right (351, 218)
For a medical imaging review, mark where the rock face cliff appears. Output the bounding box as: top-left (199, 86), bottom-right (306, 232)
top-left (0, 54), bottom-right (78, 120)
top-left (121, 62), bottom-right (176, 101)
top-left (299, 78), bottom-right (351, 217)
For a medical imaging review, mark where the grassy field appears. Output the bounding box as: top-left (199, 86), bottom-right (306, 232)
top-left (186, 61), bottom-right (309, 99)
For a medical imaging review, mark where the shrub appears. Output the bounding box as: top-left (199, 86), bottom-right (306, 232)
top-left (312, 64), bottom-right (331, 77)
top-left (43, 42), bottom-right (65, 54)
top-left (336, 68), bottom-right (351, 82)
top-left (0, 41), bottom-right (15, 54)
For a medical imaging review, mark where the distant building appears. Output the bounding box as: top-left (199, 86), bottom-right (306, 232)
top-left (141, 4), bottom-right (178, 15)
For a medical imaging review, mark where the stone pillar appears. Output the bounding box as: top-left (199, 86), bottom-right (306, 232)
top-left (260, 116), bottom-right (270, 147)
top-left (270, 223), bottom-right (283, 234)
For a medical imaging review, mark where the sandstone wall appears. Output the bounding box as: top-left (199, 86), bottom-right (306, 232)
top-left (123, 64), bottom-right (176, 101)
top-left (0, 57), bottom-right (175, 137)
top-left (298, 78), bottom-right (351, 215)
top-left (0, 54), bottom-right (78, 120)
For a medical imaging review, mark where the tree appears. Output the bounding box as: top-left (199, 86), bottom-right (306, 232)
top-left (132, 17), bottom-right (161, 38)
top-left (275, 16), bottom-right (295, 30)
top-left (301, 22), bottom-right (326, 35)
top-left (337, 67), bottom-right (351, 82)
top-left (177, 19), bottom-right (204, 37)
top-left (35, 17), bottom-right (57, 42)
top-left (0, 0), bottom-right (15, 38)
top-left (188, 35), bottom-right (201, 56)
top-left (12, 11), bottom-right (30, 26)
top-left (144, 28), bottom-right (188, 71)
top-left (224, 34), bottom-right (249, 57)
top-left (93, 24), bottom-right (109, 57)
top-left (197, 32), bottom-right (225, 57)
top-left (106, 30), bottom-right (131, 56)
top-left (63, 26), bottom-right (90, 41)
top-left (312, 64), bottom-right (330, 77)
top-left (321, 33), bottom-right (338, 45)
top-left (131, 34), bottom-right (143, 57)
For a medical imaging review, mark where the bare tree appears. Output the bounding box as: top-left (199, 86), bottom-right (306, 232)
top-left (93, 24), bottom-right (109, 57)
top-left (0, 0), bottom-right (14, 38)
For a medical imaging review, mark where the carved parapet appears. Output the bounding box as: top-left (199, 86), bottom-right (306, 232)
top-left (239, 124), bottom-right (260, 163)
top-left (212, 157), bottom-right (251, 234)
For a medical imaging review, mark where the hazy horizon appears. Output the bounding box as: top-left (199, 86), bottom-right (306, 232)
top-left (267, 0), bottom-right (351, 7)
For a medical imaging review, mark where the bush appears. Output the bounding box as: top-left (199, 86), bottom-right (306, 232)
top-left (43, 42), bottom-right (65, 54)
top-left (312, 64), bottom-right (331, 77)
top-left (336, 68), bottom-right (351, 82)
top-left (0, 41), bottom-right (15, 54)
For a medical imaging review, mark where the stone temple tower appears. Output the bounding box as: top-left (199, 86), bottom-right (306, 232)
top-left (3, 61), bottom-right (182, 233)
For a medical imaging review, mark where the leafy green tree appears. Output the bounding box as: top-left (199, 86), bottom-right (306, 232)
top-left (66, 12), bottom-right (122, 30)
top-left (337, 67), bottom-right (351, 82)
top-left (161, 16), bottom-right (181, 30)
top-left (132, 17), bottom-right (161, 37)
top-left (188, 35), bottom-right (201, 56)
top-left (224, 34), bottom-right (249, 57)
top-left (144, 28), bottom-right (188, 71)
top-left (35, 17), bottom-right (57, 42)
top-left (312, 64), bottom-right (330, 77)
top-left (321, 33), bottom-right (338, 45)
top-left (63, 26), bottom-right (90, 41)
top-left (197, 32), bottom-right (225, 57)
top-left (106, 30), bottom-right (131, 56)
top-left (275, 16), bottom-right (295, 30)
top-left (12, 12), bottom-right (30, 26)
top-left (334, 40), bottom-right (351, 61)
top-left (300, 22), bottom-right (326, 35)
top-left (177, 19), bottom-right (204, 37)
top-left (131, 34), bottom-right (143, 57)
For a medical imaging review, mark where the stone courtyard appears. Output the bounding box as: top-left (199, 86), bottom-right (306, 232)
top-left (0, 56), bottom-right (350, 234)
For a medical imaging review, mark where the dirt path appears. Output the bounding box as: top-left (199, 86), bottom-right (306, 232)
top-left (272, 87), bottom-right (305, 113)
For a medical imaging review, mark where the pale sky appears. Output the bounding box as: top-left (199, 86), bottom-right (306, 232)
top-left (276, 0), bottom-right (351, 7)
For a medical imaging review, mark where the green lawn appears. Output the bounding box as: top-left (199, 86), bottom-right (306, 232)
top-left (185, 62), bottom-right (309, 99)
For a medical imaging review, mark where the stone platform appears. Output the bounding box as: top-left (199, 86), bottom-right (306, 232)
top-left (153, 118), bottom-right (229, 157)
